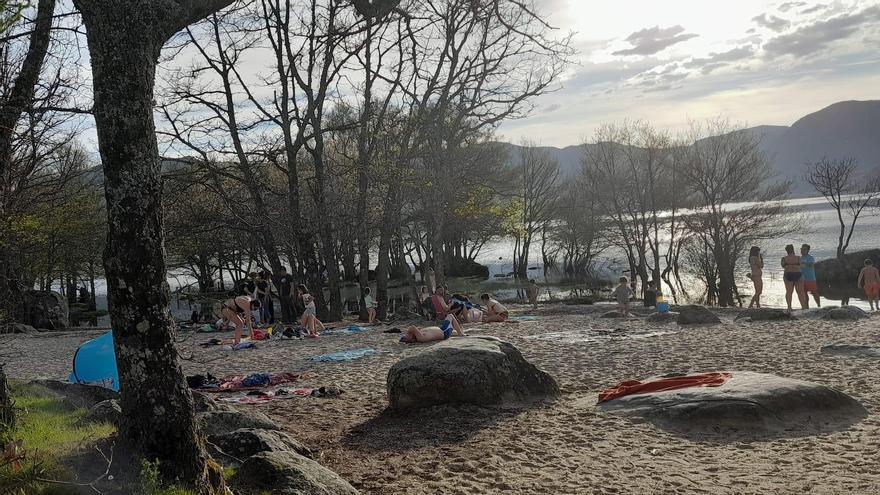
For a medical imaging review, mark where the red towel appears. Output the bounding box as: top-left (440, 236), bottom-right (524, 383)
top-left (598, 372), bottom-right (732, 403)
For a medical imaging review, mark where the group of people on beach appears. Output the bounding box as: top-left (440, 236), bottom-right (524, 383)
top-left (748, 244), bottom-right (880, 311)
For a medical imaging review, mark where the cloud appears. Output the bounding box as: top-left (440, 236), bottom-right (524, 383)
top-left (612, 25), bottom-right (698, 56)
top-left (685, 45), bottom-right (757, 74)
top-left (763, 5), bottom-right (880, 58)
top-left (800, 4), bottom-right (827, 15)
top-left (777, 1), bottom-right (807, 12)
top-left (752, 13), bottom-right (791, 32)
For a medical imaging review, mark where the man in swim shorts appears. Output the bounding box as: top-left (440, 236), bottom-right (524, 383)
top-left (800, 244), bottom-right (820, 308)
top-left (857, 259), bottom-right (880, 311)
top-left (400, 314), bottom-right (465, 343)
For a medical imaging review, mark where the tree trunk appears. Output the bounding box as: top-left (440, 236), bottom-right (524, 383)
top-left (73, 1), bottom-right (231, 491)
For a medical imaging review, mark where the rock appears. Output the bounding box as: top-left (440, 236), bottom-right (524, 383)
top-left (599, 311), bottom-right (626, 318)
top-left (21, 290), bottom-right (69, 330)
top-left (234, 450), bottom-right (358, 495)
top-left (647, 312), bottom-right (679, 324)
top-left (815, 249), bottom-right (880, 283)
top-left (734, 308), bottom-right (794, 322)
top-left (197, 410), bottom-right (279, 438)
top-left (85, 399), bottom-right (122, 424)
top-left (209, 428), bottom-right (313, 460)
top-left (820, 345), bottom-right (880, 358)
top-left (31, 379), bottom-right (118, 409)
top-left (598, 371), bottom-right (866, 436)
top-left (192, 391), bottom-right (232, 413)
top-left (6, 323), bottom-right (37, 334)
top-left (822, 306), bottom-right (869, 321)
top-left (676, 305), bottom-right (722, 325)
top-left (387, 336), bottom-right (558, 409)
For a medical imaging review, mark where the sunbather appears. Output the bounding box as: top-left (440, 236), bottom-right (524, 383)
top-left (480, 293), bottom-right (509, 322)
top-left (400, 314), bottom-right (465, 343)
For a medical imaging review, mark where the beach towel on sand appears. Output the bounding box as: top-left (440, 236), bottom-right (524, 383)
top-left (321, 324), bottom-right (368, 335)
top-left (598, 372), bottom-right (732, 403)
top-left (309, 348), bottom-right (380, 362)
top-left (509, 315), bottom-right (540, 322)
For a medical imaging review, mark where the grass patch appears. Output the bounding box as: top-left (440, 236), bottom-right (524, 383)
top-left (0, 382), bottom-right (115, 494)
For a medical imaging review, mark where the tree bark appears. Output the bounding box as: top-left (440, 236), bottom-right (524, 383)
top-left (73, 1), bottom-right (232, 491)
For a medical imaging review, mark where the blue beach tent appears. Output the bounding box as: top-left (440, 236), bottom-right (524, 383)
top-left (69, 331), bottom-right (119, 391)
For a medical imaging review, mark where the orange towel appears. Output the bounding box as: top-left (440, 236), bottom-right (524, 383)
top-left (598, 372), bottom-right (732, 403)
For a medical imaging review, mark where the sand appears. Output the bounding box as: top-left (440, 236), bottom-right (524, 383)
top-left (3, 303), bottom-right (880, 494)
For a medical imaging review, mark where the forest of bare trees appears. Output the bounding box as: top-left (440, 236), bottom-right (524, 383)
top-left (1, 0), bottom-right (819, 489)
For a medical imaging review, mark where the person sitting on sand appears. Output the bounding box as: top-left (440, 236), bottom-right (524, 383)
top-left (801, 244), bottom-right (820, 308)
top-left (480, 293), bottom-right (509, 322)
top-left (781, 244), bottom-right (807, 311)
top-left (363, 287), bottom-right (377, 323)
top-left (611, 277), bottom-right (634, 316)
top-left (747, 246), bottom-right (764, 308)
top-left (857, 259), bottom-right (880, 311)
top-left (528, 280), bottom-right (540, 310)
top-left (431, 286), bottom-right (450, 319)
top-left (297, 284), bottom-right (325, 337)
top-left (220, 295), bottom-right (260, 345)
top-left (400, 314), bottom-right (465, 343)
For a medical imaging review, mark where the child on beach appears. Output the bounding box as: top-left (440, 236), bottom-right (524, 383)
top-left (297, 284), bottom-right (324, 337)
top-left (857, 259), bottom-right (880, 311)
top-left (611, 277), bottom-right (634, 316)
top-left (480, 293), bottom-right (509, 322)
top-left (363, 287), bottom-right (377, 323)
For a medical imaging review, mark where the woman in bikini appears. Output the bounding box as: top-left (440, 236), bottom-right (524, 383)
top-left (781, 244), bottom-right (807, 311)
top-left (747, 246), bottom-right (764, 308)
top-left (221, 295), bottom-right (259, 344)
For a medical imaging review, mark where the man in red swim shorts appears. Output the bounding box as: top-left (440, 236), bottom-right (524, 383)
top-left (857, 258), bottom-right (880, 311)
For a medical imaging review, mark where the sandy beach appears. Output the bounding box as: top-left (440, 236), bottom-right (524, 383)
top-left (4, 303), bottom-right (880, 494)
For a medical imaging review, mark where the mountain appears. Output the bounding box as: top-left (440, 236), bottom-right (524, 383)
top-left (756, 100), bottom-right (880, 193)
top-left (497, 100), bottom-right (880, 196)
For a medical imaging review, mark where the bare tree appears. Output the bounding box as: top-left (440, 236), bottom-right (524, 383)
top-left (71, 0), bottom-right (234, 490)
top-left (513, 142), bottom-right (559, 280)
top-left (804, 157), bottom-right (880, 260)
top-left (680, 119), bottom-right (798, 307)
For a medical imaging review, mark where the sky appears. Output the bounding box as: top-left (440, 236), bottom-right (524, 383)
top-left (496, 0), bottom-right (880, 147)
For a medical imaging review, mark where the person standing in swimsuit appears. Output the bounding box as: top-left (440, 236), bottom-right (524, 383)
top-left (220, 295), bottom-right (258, 345)
top-left (800, 244), bottom-right (820, 308)
top-left (857, 259), bottom-right (880, 311)
top-left (781, 244), bottom-right (807, 311)
top-left (747, 246), bottom-right (764, 308)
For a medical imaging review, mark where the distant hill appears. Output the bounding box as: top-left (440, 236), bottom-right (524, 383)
top-left (497, 100), bottom-right (880, 196)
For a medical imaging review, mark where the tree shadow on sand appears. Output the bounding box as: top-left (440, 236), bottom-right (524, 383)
top-left (342, 400), bottom-right (552, 452)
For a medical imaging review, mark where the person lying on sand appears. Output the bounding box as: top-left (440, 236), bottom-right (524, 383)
top-left (400, 314), bottom-right (465, 343)
top-left (480, 293), bottom-right (509, 322)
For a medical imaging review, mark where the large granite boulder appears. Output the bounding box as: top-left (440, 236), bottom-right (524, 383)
top-left (647, 312), bottom-right (678, 324)
top-left (387, 336), bottom-right (558, 409)
top-left (21, 290), bottom-right (69, 330)
top-left (820, 345), bottom-right (880, 358)
top-left (234, 450), bottom-right (358, 495)
top-left (598, 371), bottom-right (866, 436)
top-left (31, 379), bottom-right (118, 409)
top-left (192, 391), bottom-right (232, 413)
top-left (822, 306), bottom-right (869, 321)
top-left (734, 308), bottom-right (794, 322)
top-left (676, 305), bottom-right (722, 325)
top-left (85, 399), bottom-right (122, 424)
top-left (197, 410), bottom-right (279, 438)
top-left (210, 428), bottom-right (313, 460)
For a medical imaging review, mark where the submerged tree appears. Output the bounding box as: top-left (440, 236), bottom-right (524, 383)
top-left (804, 157), bottom-right (880, 260)
top-left (680, 120), bottom-right (797, 307)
